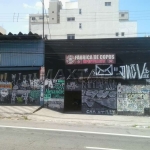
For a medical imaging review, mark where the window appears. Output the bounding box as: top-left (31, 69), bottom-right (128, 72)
top-left (79, 23), bottom-right (82, 29)
top-left (67, 34), bottom-right (75, 39)
top-left (105, 2), bottom-right (111, 6)
top-left (121, 14), bottom-right (125, 17)
top-left (116, 32), bottom-right (119, 36)
top-left (121, 32), bottom-right (125, 36)
top-left (79, 9), bottom-right (82, 14)
top-left (39, 17), bottom-right (43, 20)
top-left (32, 17), bottom-right (36, 20)
top-left (67, 17), bottom-right (75, 21)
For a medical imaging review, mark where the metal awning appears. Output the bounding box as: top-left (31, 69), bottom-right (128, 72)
top-left (0, 67), bottom-right (40, 71)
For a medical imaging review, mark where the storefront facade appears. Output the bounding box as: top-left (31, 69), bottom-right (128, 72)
top-left (1, 36), bottom-right (149, 115)
top-left (0, 34), bottom-right (44, 105)
top-left (45, 38), bottom-right (150, 115)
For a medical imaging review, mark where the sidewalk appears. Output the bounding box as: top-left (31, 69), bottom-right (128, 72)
top-left (28, 108), bottom-right (150, 128)
top-left (0, 106), bottom-right (41, 118)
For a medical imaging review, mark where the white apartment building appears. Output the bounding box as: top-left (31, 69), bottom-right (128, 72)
top-left (0, 26), bottom-right (6, 34)
top-left (29, 0), bottom-right (137, 39)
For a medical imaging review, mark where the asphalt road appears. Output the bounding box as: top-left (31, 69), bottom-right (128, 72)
top-left (0, 126), bottom-right (150, 150)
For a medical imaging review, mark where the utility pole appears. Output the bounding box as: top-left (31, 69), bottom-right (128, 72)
top-left (43, 0), bottom-right (44, 39)
top-left (42, 0), bottom-right (45, 107)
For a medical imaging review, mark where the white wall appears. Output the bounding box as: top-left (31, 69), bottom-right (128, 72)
top-left (78, 0), bottom-right (119, 13)
top-left (119, 12), bottom-right (129, 21)
top-left (49, 1), bottom-right (59, 24)
top-left (0, 26), bottom-right (6, 34)
top-left (29, 14), bottom-right (49, 31)
top-left (119, 21), bottom-right (137, 37)
top-left (65, 1), bottom-right (78, 9)
top-left (30, 0), bottom-right (137, 39)
top-left (48, 0), bottom-right (120, 39)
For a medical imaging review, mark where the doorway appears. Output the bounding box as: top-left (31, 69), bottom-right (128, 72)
top-left (64, 91), bottom-right (82, 113)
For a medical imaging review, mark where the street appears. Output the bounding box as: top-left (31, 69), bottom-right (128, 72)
top-left (0, 124), bottom-right (150, 150)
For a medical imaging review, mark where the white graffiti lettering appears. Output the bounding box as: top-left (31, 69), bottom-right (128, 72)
top-left (96, 63), bottom-right (149, 80)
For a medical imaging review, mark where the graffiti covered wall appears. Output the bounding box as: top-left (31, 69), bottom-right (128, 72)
top-left (44, 79), bottom-right (65, 112)
top-left (66, 80), bottom-right (82, 91)
top-left (0, 72), bottom-right (41, 105)
top-left (96, 63), bottom-right (150, 79)
top-left (82, 79), bottom-right (117, 115)
top-left (117, 84), bottom-right (150, 114)
top-left (44, 67), bottom-right (150, 115)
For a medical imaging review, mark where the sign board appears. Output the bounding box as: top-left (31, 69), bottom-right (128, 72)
top-left (65, 54), bottom-right (116, 65)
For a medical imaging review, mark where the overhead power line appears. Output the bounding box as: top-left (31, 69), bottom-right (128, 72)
top-left (41, 33), bottom-right (150, 37)
top-left (3, 13), bottom-right (150, 17)
top-left (2, 14), bottom-right (150, 22)
top-left (2, 18), bottom-right (150, 23)
top-left (2, 9), bottom-right (150, 14)
top-left (3, 15), bottom-right (150, 19)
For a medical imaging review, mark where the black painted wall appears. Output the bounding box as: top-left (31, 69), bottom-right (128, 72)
top-left (45, 37), bottom-right (150, 68)
top-left (45, 37), bottom-right (150, 78)
top-left (45, 38), bottom-right (150, 114)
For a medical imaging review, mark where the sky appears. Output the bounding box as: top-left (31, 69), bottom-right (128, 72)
top-left (0, 0), bottom-right (150, 36)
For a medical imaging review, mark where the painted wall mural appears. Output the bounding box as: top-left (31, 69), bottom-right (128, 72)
top-left (2, 67), bottom-right (149, 114)
top-left (46, 63), bottom-right (150, 81)
top-left (46, 69), bottom-right (95, 80)
top-left (96, 63), bottom-right (150, 79)
top-left (0, 72), bottom-right (41, 105)
top-left (117, 84), bottom-right (150, 114)
top-left (82, 79), bottom-right (117, 115)
top-left (46, 68), bottom-right (150, 114)
top-left (66, 80), bottom-right (82, 91)
top-left (44, 79), bottom-right (65, 112)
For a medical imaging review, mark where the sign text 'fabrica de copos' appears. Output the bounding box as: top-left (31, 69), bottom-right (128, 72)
top-left (65, 54), bottom-right (116, 65)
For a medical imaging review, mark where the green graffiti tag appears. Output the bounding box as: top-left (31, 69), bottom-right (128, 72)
top-left (29, 90), bottom-right (40, 99)
top-left (44, 89), bottom-right (64, 100)
top-left (44, 89), bottom-right (51, 100)
top-left (45, 89), bottom-right (64, 94)
top-left (58, 80), bottom-right (65, 83)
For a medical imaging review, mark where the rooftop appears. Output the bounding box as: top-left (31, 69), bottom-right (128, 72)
top-left (0, 32), bottom-right (42, 40)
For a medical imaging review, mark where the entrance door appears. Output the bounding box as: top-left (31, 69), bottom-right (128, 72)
top-left (64, 91), bottom-right (81, 112)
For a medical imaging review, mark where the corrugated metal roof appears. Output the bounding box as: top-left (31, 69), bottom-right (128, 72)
top-left (0, 32), bottom-right (42, 40)
top-left (1, 53), bottom-right (43, 66)
top-left (0, 67), bottom-right (40, 71)
top-left (0, 40), bottom-right (44, 67)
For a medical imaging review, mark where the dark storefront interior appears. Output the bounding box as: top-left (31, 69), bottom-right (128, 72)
top-left (65, 91), bottom-right (81, 112)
